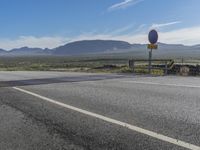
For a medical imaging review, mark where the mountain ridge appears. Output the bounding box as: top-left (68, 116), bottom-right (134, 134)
top-left (0, 40), bottom-right (199, 58)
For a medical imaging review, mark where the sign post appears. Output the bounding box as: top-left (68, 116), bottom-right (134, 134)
top-left (147, 30), bottom-right (158, 74)
top-left (148, 48), bottom-right (152, 74)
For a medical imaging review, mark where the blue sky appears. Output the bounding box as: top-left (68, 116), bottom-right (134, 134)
top-left (0, 0), bottom-right (200, 49)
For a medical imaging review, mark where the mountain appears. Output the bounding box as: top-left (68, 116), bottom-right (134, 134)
top-left (53, 40), bottom-right (132, 55)
top-left (0, 49), bottom-right (7, 54)
top-left (0, 40), bottom-right (199, 58)
top-left (8, 47), bottom-right (45, 55)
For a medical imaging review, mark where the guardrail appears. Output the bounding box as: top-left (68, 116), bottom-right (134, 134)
top-left (129, 59), bottom-right (200, 76)
top-left (168, 64), bottom-right (200, 76)
top-left (128, 59), bottom-right (174, 75)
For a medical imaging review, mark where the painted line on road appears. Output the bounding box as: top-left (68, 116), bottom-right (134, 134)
top-left (123, 81), bottom-right (200, 88)
top-left (13, 86), bottom-right (200, 150)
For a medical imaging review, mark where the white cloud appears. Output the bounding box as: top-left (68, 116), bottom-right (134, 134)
top-left (1, 25), bottom-right (200, 50)
top-left (0, 36), bottom-right (69, 50)
top-left (134, 24), bottom-right (146, 33)
top-left (69, 25), bottom-right (200, 46)
top-left (108, 0), bottom-right (144, 11)
top-left (110, 24), bottom-right (135, 35)
top-left (151, 21), bottom-right (181, 29)
top-left (159, 26), bottom-right (200, 45)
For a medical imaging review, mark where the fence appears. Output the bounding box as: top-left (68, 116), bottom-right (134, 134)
top-left (129, 59), bottom-right (200, 76)
top-left (168, 64), bottom-right (200, 76)
top-left (128, 59), bottom-right (174, 75)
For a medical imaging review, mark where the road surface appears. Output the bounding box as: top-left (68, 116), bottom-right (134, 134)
top-left (0, 71), bottom-right (200, 150)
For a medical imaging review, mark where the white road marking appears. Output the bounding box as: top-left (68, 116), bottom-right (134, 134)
top-left (123, 81), bottom-right (200, 88)
top-left (13, 86), bottom-right (200, 150)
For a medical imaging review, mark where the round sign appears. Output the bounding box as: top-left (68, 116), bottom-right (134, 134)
top-left (148, 30), bottom-right (158, 44)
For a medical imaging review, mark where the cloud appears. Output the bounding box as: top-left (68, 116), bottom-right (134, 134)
top-left (1, 25), bottom-right (200, 50)
top-left (69, 25), bottom-right (200, 46)
top-left (110, 24), bottom-right (135, 35)
top-left (151, 21), bottom-right (181, 29)
top-left (134, 24), bottom-right (146, 33)
top-left (126, 25), bottom-right (200, 45)
top-left (159, 26), bottom-right (200, 45)
top-left (0, 36), bottom-right (69, 50)
top-left (108, 0), bottom-right (144, 11)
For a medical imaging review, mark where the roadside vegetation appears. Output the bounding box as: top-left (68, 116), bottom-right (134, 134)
top-left (0, 56), bottom-right (199, 76)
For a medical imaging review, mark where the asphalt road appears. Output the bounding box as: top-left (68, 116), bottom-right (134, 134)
top-left (0, 71), bottom-right (200, 150)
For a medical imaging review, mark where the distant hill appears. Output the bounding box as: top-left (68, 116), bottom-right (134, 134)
top-left (0, 49), bottom-right (6, 54)
top-left (8, 47), bottom-right (45, 55)
top-left (0, 40), bottom-right (199, 59)
top-left (53, 40), bottom-right (132, 55)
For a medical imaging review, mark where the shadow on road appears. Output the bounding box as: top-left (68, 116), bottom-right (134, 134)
top-left (0, 74), bottom-right (132, 88)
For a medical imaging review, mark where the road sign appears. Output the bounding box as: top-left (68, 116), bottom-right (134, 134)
top-left (148, 30), bottom-right (158, 44)
top-left (148, 30), bottom-right (158, 74)
top-left (147, 44), bottom-right (158, 49)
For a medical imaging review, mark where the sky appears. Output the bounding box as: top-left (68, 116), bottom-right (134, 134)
top-left (0, 0), bottom-right (200, 50)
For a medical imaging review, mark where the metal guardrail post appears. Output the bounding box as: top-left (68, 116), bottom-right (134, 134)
top-left (129, 60), bottom-right (135, 72)
top-left (132, 60), bottom-right (135, 73)
top-left (196, 65), bottom-right (200, 75)
top-left (165, 61), bottom-right (168, 75)
top-left (128, 59), bottom-right (173, 75)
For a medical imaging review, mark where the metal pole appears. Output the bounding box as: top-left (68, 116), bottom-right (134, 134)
top-left (132, 60), bottom-right (135, 73)
top-left (148, 49), bottom-right (152, 74)
top-left (165, 61), bottom-right (168, 75)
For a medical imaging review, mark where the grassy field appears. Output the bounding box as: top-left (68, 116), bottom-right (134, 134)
top-left (0, 56), bottom-right (199, 75)
top-left (0, 56), bottom-right (128, 72)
